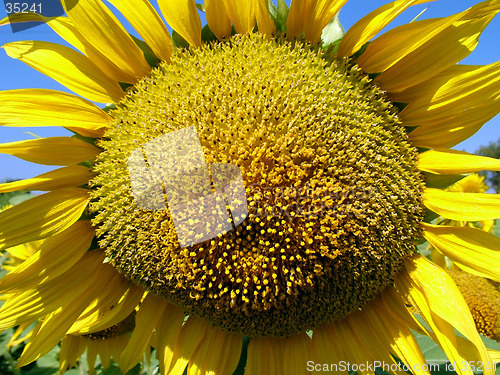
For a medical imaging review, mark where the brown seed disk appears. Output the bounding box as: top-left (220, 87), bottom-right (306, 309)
top-left (90, 34), bottom-right (424, 337)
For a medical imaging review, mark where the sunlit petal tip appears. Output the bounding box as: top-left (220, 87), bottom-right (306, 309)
top-left (158, 0), bottom-right (202, 47)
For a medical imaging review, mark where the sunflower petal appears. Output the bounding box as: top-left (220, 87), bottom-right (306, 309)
top-left (0, 188), bottom-right (89, 251)
top-left (254, 0), bottom-right (276, 36)
top-left (2, 41), bottom-right (123, 103)
top-left (422, 223), bottom-right (500, 283)
top-left (59, 336), bottom-right (86, 373)
top-left (337, 0), bottom-right (433, 57)
top-left (281, 334), bottom-right (314, 375)
top-left (0, 13), bottom-right (86, 52)
top-left (374, 4), bottom-right (499, 92)
top-left (0, 89), bottom-right (110, 138)
top-left (158, 0), bottom-right (202, 47)
top-left (120, 293), bottom-right (168, 373)
top-left (396, 255), bottom-right (493, 375)
top-left (363, 296), bottom-right (430, 375)
top-left (310, 323), bottom-right (346, 369)
top-left (61, 0), bottom-right (150, 81)
top-left (245, 337), bottom-right (281, 375)
top-left (395, 62), bottom-right (500, 135)
top-left (357, 13), bottom-right (462, 74)
top-left (221, 0), bottom-right (253, 34)
top-left (287, 0), bottom-right (348, 43)
top-left (107, 0), bottom-right (174, 62)
top-left (205, 0), bottom-right (232, 39)
top-left (0, 137), bottom-right (100, 166)
top-left (187, 326), bottom-right (241, 375)
top-left (418, 149), bottom-right (500, 174)
top-left (17, 260), bottom-right (119, 366)
top-left (408, 102), bottom-right (499, 149)
top-left (0, 221), bottom-right (94, 293)
top-left (68, 284), bottom-right (144, 334)
top-left (0, 251), bottom-right (105, 330)
top-left (166, 317), bottom-right (208, 375)
top-left (0, 166), bottom-right (93, 194)
top-left (155, 304), bottom-right (185, 374)
top-left (423, 188), bottom-right (500, 221)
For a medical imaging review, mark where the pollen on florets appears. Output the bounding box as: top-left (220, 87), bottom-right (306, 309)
top-left (90, 33), bottom-right (424, 337)
top-left (448, 270), bottom-right (500, 341)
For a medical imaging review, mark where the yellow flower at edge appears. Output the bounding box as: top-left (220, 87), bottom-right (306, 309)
top-left (448, 270), bottom-right (500, 342)
top-left (1, 0), bottom-right (500, 374)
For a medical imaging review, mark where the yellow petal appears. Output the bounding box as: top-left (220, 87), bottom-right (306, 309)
top-left (0, 89), bottom-right (110, 138)
top-left (73, 270), bottom-right (130, 327)
top-left (281, 334), bottom-right (313, 375)
top-left (106, 0), bottom-right (174, 62)
top-left (0, 13), bottom-right (86, 52)
top-left (418, 149), bottom-right (500, 175)
top-left (0, 221), bottom-right (94, 293)
top-left (166, 317), bottom-right (208, 375)
top-left (158, 0), bottom-right (202, 47)
top-left (338, 0), bottom-right (432, 57)
top-left (362, 295), bottom-right (430, 375)
top-left (61, 0), bottom-right (150, 82)
top-left (120, 293), bottom-right (168, 373)
top-left (0, 166), bottom-right (93, 194)
top-left (0, 13), bottom-right (131, 84)
top-left (396, 62), bottom-right (500, 127)
top-left (59, 336), bottom-right (86, 373)
top-left (287, 0), bottom-right (315, 39)
top-left (245, 337), bottom-right (281, 375)
top-left (155, 304), bottom-right (185, 374)
top-left (0, 136), bottom-right (100, 166)
top-left (254, 0), bottom-right (276, 36)
top-left (287, 0), bottom-right (348, 43)
top-left (357, 14), bottom-right (462, 73)
top-left (2, 41), bottom-right (123, 103)
top-left (222, 0), bottom-right (254, 34)
top-left (17, 259), bottom-right (118, 366)
top-left (334, 317), bottom-right (383, 375)
top-left (422, 223), bottom-right (500, 283)
top-left (68, 284), bottom-right (143, 334)
top-left (423, 188), bottom-right (500, 221)
top-left (408, 101), bottom-right (499, 148)
top-left (187, 326), bottom-right (241, 375)
top-left (0, 188), bottom-right (89, 251)
top-left (310, 323), bottom-right (346, 368)
top-left (0, 251), bottom-right (105, 330)
top-left (396, 255), bottom-right (493, 375)
top-left (374, 7), bottom-right (499, 93)
top-left (205, 0), bottom-right (232, 39)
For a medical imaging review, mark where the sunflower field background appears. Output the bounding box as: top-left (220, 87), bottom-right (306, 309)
top-left (2, 0), bottom-right (500, 374)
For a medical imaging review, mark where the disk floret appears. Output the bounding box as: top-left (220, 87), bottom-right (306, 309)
top-left (90, 34), bottom-right (424, 337)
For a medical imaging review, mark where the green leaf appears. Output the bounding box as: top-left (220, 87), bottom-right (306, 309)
top-left (129, 34), bottom-right (160, 68)
top-left (172, 30), bottom-right (190, 49)
top-left (201, 24), bottom-right (217, 43)
top-left (195, 2), bottom-right (205, 12)
top-left (276, 0), bottom-right (289, 32)
top-left (8, 192), bottom-right (33, 206)
top-left (103, 103), bottom-right (117, 113)
top-left (423, 172), bottom-right (467, 190)
top-left (321, 14), bottom-right (344, 50)
top-left (492, 219), bottom-right (500, 237)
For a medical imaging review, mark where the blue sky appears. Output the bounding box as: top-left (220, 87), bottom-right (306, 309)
top-left (0, 0), bottom-right (499, 182)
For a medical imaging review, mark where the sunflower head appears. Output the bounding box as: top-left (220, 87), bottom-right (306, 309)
top-left (1, 0), bottom-right (500, 372)
top-left (90, 33), bottom-right (425, 337)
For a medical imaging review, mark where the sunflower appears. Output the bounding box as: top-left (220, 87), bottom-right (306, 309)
top-left (1, 0), bottom-right (500, 373)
